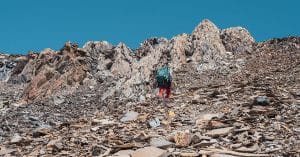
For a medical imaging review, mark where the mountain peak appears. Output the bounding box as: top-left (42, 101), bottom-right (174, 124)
top-left (192, 19), bottom-right (219, 35)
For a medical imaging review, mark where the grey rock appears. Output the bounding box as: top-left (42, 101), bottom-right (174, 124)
top-left (148, 117), bottom-right (161, 128)
top-left (120, 111), bottom-right (139, 122)
top-left (139, 95), bottom-right (146, 102)
top-left (0, 56), bottom-right (17, 82)
top-left (150, 137), bottom-right (174, 148)
top-left (53, 95), bottom-right (65, 105)
top-left (10, 134), bottom-right (23, 144)
top-left (254, 96), bottom-right (270, 106)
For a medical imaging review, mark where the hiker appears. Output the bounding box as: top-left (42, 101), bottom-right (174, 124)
top-left (156, 64), bottom-right (172, 98)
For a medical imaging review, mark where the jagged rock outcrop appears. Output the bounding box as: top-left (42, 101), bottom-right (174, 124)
top-left (118, 38), bottom-right (170, 100)
top-left (82, 41), bottom-right (115, 84)
top-left (110, 43), bottom-right (133, 78)
top-left (169, 33), bottom-right (190, 70)
top-left (221, 27), bottom-right (255, 54)
top-left (0, 54), bottom-right (16, 82)
top-left (190, 19), bottom-right (227, 71)
top-left (0, 19), bottom-right (259, 103)
top-left (21, 42), bottom-right (89, 102)
top-left (10, 50), bottom-right (56, 84)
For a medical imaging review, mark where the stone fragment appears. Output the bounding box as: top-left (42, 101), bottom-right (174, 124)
top-left (253, 96), bottom-right (270, 106)
top-left (47, 138), bottom-right (62, 150)
top-left (194, 139), bottom-right (217, 148)
top-left (148, 118), bottom-right (161, 128)
top-left (92, 118), bottom-right (115, 125)
top-left (207, 120), bottom-right (227, 129)
top-left (150, 137), bottom-right (174, 148)
top-left (235, 143), bottom-right (259, 153)
top-left (180, 152), bottom-right (200, 157)
top-left (32, 126), bottom-right (51, 138)
top-left (174, 131), bottom-right (192, 147)
top-left (109, 150), bottom-right (134, 157)
top-left (0, 146), bottom-right (17, 156)
top-left (10, 134), bottom-right (24, 144)
top-left (53, 95), bottom-right (65, 105)
top-left (205, 127), bottom-right (234, 137)
top-left (196, 113), bottom-right (223, 129)
top-left (91, 126), bottom-right (100, 132)
top-left (120, 111), bottom-right (139, 122)
top-left (131, 146), bottom-right (168, 157)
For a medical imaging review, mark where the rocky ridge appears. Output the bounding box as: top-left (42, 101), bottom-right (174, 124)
top-left (0, 19), bottom-right (299, 156)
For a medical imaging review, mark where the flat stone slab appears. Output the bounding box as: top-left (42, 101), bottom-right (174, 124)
top-left (131, 146), bottom-right (168, 157)
top-left (120, 111), bottom-right (139, 122)
top-left (205, 127), bottom-right (234, 137)
top-left (150, 137), bottom-right (174, 148)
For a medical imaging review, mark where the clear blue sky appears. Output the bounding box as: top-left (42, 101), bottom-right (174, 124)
top-left (0, 0), bottom-right (299, 54)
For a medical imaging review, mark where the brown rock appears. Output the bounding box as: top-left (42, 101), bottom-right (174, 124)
top-left (207, 120), bottom-right (228, 129)
top-left (21, 41), bottom-right (88, 102)
top-left (205, 127), bottom-right (234, 137)
top-left (47, 138), bottom-right (62, 150)
top-left (174, 131), bottom-right (192, 147)
top-left (180, 152), bottom-right (200, 157)
top-left (196, 113), bottom-right (222, 129)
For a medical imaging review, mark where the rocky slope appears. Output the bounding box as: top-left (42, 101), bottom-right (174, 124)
top-left (0, 19), bottom-right (299, 157)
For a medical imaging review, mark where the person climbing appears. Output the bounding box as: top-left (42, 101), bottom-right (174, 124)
top-left (156, 63), bottom-right (172, 98)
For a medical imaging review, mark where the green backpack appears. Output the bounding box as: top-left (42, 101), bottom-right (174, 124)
top-left (156, 66), bottom-right (171, 85)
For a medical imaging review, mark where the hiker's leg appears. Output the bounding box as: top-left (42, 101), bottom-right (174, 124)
top-left (165, 87), bottom-right (171, 98)
top-left (158, 87), bottom-right (164, 97)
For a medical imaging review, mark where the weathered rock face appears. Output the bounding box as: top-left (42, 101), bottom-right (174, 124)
top-left (11, 50), bottom-right (56, 84)
top-left (21, 42), bottom-right (89, 102)
top-left (190, 19), bottom-right (227, 71)
top-left (110, 43), bottom-right (133, 78)
top-left (169, 34), bottom-right (190, 70)
top-left (221, 27), bottom-right (255, 54)
top-left (82, 41), bottom-right (115, 84)
top-left (0, 54), bottom-right (29, 83)
top-left (0, 54), bottom-right (16, 82)
top-left (117, 38), bottom-right (170, 99)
